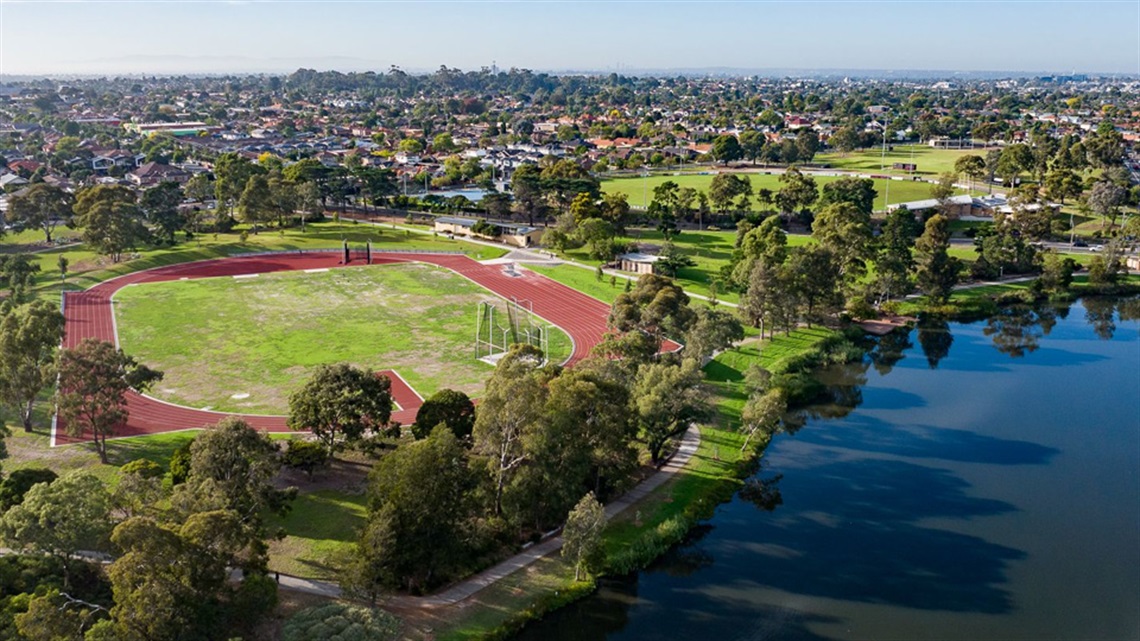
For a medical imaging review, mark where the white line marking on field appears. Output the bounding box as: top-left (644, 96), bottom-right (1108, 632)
top-left (304, 268), bottom-right (329, 273)
top-left (233, 274), bottom-right (259, 279)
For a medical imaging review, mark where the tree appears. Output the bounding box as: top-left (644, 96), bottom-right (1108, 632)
top-left (874, 207), bottom-right (918, 303)
top-left (56, 339), bottom-right (162, 464)
top-left (576, 217), bottom-right (618, 261)
top-left (561, 492), bottom-right (606, 581)
top-left (0, 300), bottom-right (66, 432)
top-left (354, 426), bottom-right (474, 593)
top-left (0, 471), bottom-right (111, 588)
top-left (472, 345), bottom-right (550, 517)
top-left (1044, 168), bottom-right (1083, 205)
top-left (775, 167), bottom-right (818, 217)
top-left (631, 359), bottom-right (709, 464)
top-left (412, 388), bottom-right (475, 441)
top-left (654, 240), bottom-right (695, 277)
top-left (0, 254), bottom-right (40, 311)
top-left (914, 214), bottom-right (960, 303)
top-left (997, 144), bottom-right (1032, 186)
top-left (213, 152), bottom-right (264, 221)
top-left (647, 181), bottom-right (683, 239)
top-left (811, 201), bottom-right (874, 285)
top-left (107, 510), bottom-right (271, 641)
top-left (287, 363), bottom-right (392, 456)
top-left (6, 183), bottom-right (73, 243)
top-left (0, 467), bottom-right (57, 511)
top-left (710, 134), bottom-right (742, 164)
top-left (930, 172), bottom-right (956, 204)
top-left (683, 306), bottom-right (744, 362)
top-left (177, 417), bottom-right (293, 535)
top-left (740, 389), bottom-right (786, 452)
top-left (708, 174), bottom-right (752, 213)
top-left (1086, 180), bottom-right (1127, 230)
top-left (138, 180), bottom-right (185, 243)
top-left (787, 246), bottom-right (843, 326)
top-left (819, 176), bottom-right (876, 215)
top-left (606, 274), bottom-right (697, 360)
top-left (15, 588), bottom-right (107, 641)
top-left (112, 460), bottom-right (165, 519)
top-left (72, 185), bottom-right (147, 262)
top-left (796, 129), bottom-right (821, 162)
top-left (599, 192), bottom-right (631, 232)
top-left (238, 174), bottom-right (274, 229)
top-left (954, 155), bottom-right (986, 192)
top-left (741, 259), bottom-right (788, 337)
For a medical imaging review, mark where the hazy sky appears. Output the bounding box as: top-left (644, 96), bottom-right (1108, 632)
top-left (1, 1), bottom-right (1137, 76)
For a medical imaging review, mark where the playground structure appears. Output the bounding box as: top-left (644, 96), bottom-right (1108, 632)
top-left (474, 297), bottom-right (550, 364)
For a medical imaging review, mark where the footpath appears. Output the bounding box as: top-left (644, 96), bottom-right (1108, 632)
top-left (275, 425), bottom-right (701, 607)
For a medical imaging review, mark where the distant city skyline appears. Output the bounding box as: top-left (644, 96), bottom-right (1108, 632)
top-left (1, 1), bottom-right (1137, 77)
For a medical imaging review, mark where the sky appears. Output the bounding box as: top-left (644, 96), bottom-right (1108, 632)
top-left (1, 0), bottom-right (1137, 77)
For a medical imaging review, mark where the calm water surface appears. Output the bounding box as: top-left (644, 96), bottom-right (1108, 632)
top-left (517, 298), bottom-right (1140, 641)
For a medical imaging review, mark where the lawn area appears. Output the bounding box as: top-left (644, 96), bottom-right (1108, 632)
top-left (1, 426), bottom-right (201, 488)
top-left (602, 171), bottom-right (974, 211)
top-left (814, 144), bottom-right (986, 176)
top-left (26, 220), bottom-right (508, 303)
top-left (524, 264), bottom-right (629, 304)
top-left (114, 262), bottom-right (571, 414)
top-left (266, 489), bottom-right (368, 581)
top-left (540, 227), bottom-right (817, 303)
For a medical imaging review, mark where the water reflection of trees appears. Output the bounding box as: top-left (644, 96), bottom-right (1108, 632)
top-left (917, 317), bottom-right (953, 368)
top-left (740, 474), bottom-right (784, 512)
top-left (784, 358), bottom-right (869, 432)
top-left (868, 329), bottom-right (912, 376)
top-left (983, 304), bottom-right (1058, 357)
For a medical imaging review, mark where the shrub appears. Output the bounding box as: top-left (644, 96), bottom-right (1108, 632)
top-left (0, 468), bottom-right (58, 511)
top-left (282, 440), bottom-right (330, 480)
top-left (283, 603), bottom-right (401, 641)
top-left (120, 459), bottom-right (163, 479)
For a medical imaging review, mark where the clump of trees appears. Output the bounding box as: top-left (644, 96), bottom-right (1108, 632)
top-left (0, 416), bottom-right (291, 640)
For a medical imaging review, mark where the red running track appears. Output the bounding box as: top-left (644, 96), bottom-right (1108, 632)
top-left (56, 251), bottom-right (616, 445)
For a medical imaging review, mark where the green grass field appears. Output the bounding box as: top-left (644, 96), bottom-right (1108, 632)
top-left (114, 262), bottom-right (571, 414)
top-left (814, 144), bottom-right (985, 176)
top-left (267, 489), bottom-right (368, 580)
top-left (602, 171), bottom-right (972, 211)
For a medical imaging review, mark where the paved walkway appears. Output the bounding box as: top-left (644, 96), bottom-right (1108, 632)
top-left (276, 425), bottom-right (702, 606)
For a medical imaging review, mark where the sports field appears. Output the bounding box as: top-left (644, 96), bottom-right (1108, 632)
top-left (601, 171), bottom-right (971, 210)
top-left (814, 144), bottom-right (987, 176)
top-left (113, 262), bottom-right (571, 415)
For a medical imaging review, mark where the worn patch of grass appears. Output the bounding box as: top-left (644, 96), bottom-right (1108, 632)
top-left (114, 262), bottom-right (570, 414)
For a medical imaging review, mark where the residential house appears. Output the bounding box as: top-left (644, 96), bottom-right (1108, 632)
top-left (130, 162), bottom-right (191, 187)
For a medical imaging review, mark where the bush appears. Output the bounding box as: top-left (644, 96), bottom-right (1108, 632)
top-left (283, 603), bottom-right (401, 641)
top-left (0, 468), bottom-right (58, 511)
top-left (282, 440), bottom-right (330, 479)
top-left (169, 440), bottom-right (193, 485)
top-left (120, 459), bottom-right (163, 479)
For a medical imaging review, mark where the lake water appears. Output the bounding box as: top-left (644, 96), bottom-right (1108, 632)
top-left (516, 298), bottom-right (1140, 641)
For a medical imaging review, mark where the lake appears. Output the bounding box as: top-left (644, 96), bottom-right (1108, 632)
top-left (516, 297), bottom-right (1140, 641)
